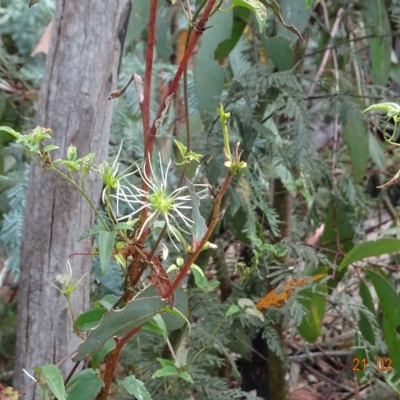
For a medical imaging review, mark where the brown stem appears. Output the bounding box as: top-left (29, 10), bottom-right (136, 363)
top-left (147, 0), bottom-right (216, 155)
top-left (143, 0), bottom-right (158, 156)
top-left (165, 171), bottom-right (233, 298)
top-left (99, 326), bottom-right (142, 400)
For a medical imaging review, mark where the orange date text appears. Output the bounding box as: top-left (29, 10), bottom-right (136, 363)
top-left (352, 357), bottom-right (392, 371)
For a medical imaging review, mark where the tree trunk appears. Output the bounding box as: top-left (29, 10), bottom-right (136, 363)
top-left (13, 0), bottom-right (131, 397)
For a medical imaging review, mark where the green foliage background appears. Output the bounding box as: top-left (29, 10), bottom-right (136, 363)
top-left (1, 0), bottom-right (400, 399)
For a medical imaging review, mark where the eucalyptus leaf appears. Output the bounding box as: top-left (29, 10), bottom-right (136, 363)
top-left (73, 295), bottom-right (166, 361)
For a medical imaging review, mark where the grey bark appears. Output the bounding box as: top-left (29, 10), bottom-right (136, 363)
top-left (13, 0), bottom-right (131, 397)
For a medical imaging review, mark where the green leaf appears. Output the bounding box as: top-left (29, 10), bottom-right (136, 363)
top-left (16, 134), bottom-right (35, 143)
top-left (120, 376), bottom-right (152, 400)
top-left (0, 126), bottom-right (20, 139)
top-left (143, 314), bottom-right (168, 341)
top-left (339, 238), bottom-right (400, 271)
top-left (174, 140), bottom-right (187, 157)
top-left (125, 0), bottom-right (150, 42)
top-left (80, 152), bottom-right (96, 166)
top-left (43, 145), bottom-right (59, 152)
top-left (305, 0), bottom-right (313, 8)
top-left (342, 111), bottom-right (368, 183)
top-left (177, 371), bottom-right (194, 384)
top-left (355, 279), bottom-right (377, 382)
top-left (73, 295), bottom-right (166, 361)
top-left (157, 358), bottom-right (175, 368)
top-left (214, 17), bottom-right (247, 60)
top-left (152, 366), bottom-right (178, 378)
top-left (321, 204), bottom-right (355, 280)
top-left (194, 8), bottom-right (232, 128)
top-left (136, 286), bottom-right (189, 331)
top-left (75, 308), bottom-right (107, 331)
top-left (368, 132), bottom-right (386, 171)
top-left (261, 35), bottom-right (294, 71)
top-left (186, 179), bottom-right (207, 245)
top-left (232, 0), bottom-right (267, 32)
top-left (91, 338), bottom-right (116, 369)
top-left (366, 269), bottom-right (400, 375)
top-left (260, 0), bottom-right (311, 43)
top-left (67, 145), bottom-right (77, 162)
top-left (78, 225), bottom-right (108, 241)
top-left (66, 369), bottom-right (104, 400)
top-left (97, 294), bottom-right (120, 310)
top-left (191, 267), bottom-right (208, 289)
top-left (99, 230), bottom-right (117, 273)
top-left (152, 314), bottom-right (168, 342)
top-left (297, 268), bottom-right (328, 342)
top-left (359, 0), bottom-right (391, 86)
top-left (113, 222), bottom-right (134, 231)
top-left (226, 304), bottom-right (240, 317)
top-left (164, 307), bottom-right (191, 335)
top-left (153, 358), bottom-right (178, 378)
top-left (358, 279), bottom-right (376, 344)
top-left (364, 102), bottom-right (400, 115)
top-left (41, 364), bottom-right (66, 400)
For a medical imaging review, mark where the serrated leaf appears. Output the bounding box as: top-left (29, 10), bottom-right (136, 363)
top-left (66, 369), bottom-right (104, 400)
top-left (99, 230), bottom-right (117, 273)
top-left (80, 152), bottom-right (96, 166)
top-left (232, 0), bottom-right (267, 32)
top-left (0, 386), bottom-right (20, 400)
top-left (73, 295), bottom-right (166, 361)
top-left (120, 376), bottom-right (151, 400)
top-left (66, 145), bottom-right (77, 161)
top-left (41, 365), bottom-right (65, 400)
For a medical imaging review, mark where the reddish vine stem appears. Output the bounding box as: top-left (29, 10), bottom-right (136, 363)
top-left (165, 171), bottom-right (233, 298)
top-left (146, 0), bottom-right (217, 156)
top-left (135, 0), bottom-right (216, 286)
top-left (99, 326), bottom-right (142, 400)
top-left (143, 0), bottom-right (158, 155)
